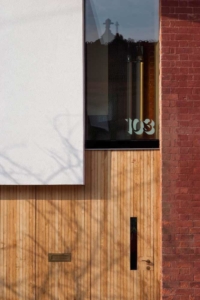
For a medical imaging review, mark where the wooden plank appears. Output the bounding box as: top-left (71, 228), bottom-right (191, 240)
top-left (107, 151), bottom-right (112, 299)
top-left (90, 151), bottom-right (99, 299)
top-left (116, 151), bottom-right (121, 299)
top-left (7, 187), bottom-right (16, 300)
top-left (65, 186), bottom-right (76, 299)
top-left (0, 190), bottom-right (5, 300)
top-left (146, 151), bottom-right (151, 258)
top-left (151, 151), bottom-right (155, 300)
top-left (96, 151), bottom-right (101, 300)
top-left (79, 185), bottom-right (86, 298)
top-left (138, 151), bottom-right (143, 300)
top-left (142, 151), bottom-right (147, 260)
top-left (70, 185), bottom-right (76, 300)
top-left (62, 186), bottom-right (75, 299)
top-left (21, 187), bottom-right (36, 300)
top-left (113, 151), bottom-right (120, 299)
top-left (126, 151), bottom-right (131, 300)
top-left (35, 187), bottom-right (48, 299)
top-left (154, 150), bottom-right (161, 300)
top-left (107, 151), bottom-right (111, 299)
top-left (120, 151), bottom-right (124, 299)
top-left (121, 151), bottom-right (126, 300)
top-left (84, 151), bottom-right (92, 300)
top-left (73, 185), bottom-right (79, 299)
top-left (100, 151), bottom-right (109, 299)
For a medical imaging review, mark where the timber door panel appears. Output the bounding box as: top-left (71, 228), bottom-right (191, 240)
top-left (34, 150), bottom-right (160, 300)
top-left (0, 151), bottom-right (160, 299)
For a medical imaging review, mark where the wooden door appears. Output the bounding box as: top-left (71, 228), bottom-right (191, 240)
top-left (35, 150), bottom-right (160, 300)
top-left (0, 150), bottom-right (160, 299)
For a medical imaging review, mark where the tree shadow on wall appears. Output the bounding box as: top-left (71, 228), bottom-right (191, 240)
top-left (0, 114), bottom-right (83, 185)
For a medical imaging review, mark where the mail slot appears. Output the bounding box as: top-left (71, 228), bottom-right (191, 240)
top-left (48, 253), bottom-right (71, 262)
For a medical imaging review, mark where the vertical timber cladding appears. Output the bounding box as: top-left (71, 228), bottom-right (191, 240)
top-left (0, 151), bottom-right (160, 299)
top-left (0, 187), bottom-right (36, 299)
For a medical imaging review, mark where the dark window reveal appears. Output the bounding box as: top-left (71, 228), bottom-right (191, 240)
top-left (85, 0), bottom-right (159, 148)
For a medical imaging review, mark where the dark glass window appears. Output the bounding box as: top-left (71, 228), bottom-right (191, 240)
top-left (85, 0), bottom-right (159, 149)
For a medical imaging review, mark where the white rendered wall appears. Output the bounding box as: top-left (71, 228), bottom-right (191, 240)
top-left (0, 0), bottom-right (84, 184)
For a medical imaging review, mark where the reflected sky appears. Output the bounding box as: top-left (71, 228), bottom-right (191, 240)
top-left (85, 0), bottom-right (159, 42)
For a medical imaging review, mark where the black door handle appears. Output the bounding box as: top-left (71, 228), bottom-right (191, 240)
top-left (142, 259), bottom-right (151, 264)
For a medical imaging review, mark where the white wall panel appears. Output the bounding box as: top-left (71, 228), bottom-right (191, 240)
top-left (0, 0), bottom-right (84, 184)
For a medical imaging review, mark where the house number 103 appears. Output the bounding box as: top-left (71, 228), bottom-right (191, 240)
top-left (125, 118), bottom-right (155, 135)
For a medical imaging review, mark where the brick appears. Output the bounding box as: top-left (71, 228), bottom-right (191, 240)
top-left (194, 289), bottom-right (200, 296)
top-left (175, 289), bottom-right (194, 295)
top-left (195, 275), bottom-right (200, 281)
top-left (161, 0), bottom-right (200, 297)
top-left (191, 282), bottom-right (200, 288)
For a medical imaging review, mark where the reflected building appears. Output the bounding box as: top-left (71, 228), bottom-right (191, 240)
top-left (86, 17), bottom-right (157, 142)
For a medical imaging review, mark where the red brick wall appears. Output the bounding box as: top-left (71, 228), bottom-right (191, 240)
top-left (161, 0), bottom-right (200, 299)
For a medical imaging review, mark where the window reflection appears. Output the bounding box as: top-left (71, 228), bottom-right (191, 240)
top-left (85, 0), bottom-right (159, 144)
